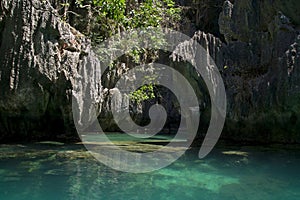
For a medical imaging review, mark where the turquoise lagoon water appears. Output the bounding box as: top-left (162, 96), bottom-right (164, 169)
top-left (0, 139), bottom-right (300, 200)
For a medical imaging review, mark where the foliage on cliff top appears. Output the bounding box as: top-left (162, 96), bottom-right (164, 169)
top-left (73, 0), bottom-right (181, 43)
top-left (60, 0), bottom-right (181, 102)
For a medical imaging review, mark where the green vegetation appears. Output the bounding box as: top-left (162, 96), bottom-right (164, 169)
top-left (73, 0), bottom-right (181, 43)
top-left (61, 0), bottom-right (181, 102)
top-left (129, 84), bottom-right (155, 103)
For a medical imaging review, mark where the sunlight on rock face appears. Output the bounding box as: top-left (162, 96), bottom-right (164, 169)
top-left (154, 168), bottom-right (239, 193)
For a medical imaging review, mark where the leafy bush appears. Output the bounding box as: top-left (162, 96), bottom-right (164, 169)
top-left (68, 0), bottom-right (181, 102)
top-left (72, 0), bottom-right (180, 43)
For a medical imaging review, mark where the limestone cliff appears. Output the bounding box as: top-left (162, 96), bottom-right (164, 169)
top-left (178, 0), bottom-right (300, 142)
top-left (0, 0), bottom-right (300, 143)
top-left (219, 0), bottom-right (300, 142)
top-left (0, 0), bottom-right (101, 141)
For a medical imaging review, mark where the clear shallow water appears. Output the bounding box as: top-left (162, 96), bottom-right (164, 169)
top-left (0, 142), bottom-right (300, 200)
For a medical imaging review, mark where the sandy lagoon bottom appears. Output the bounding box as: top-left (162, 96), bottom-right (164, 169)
top-left (0, 134), bottom-right (300, 200)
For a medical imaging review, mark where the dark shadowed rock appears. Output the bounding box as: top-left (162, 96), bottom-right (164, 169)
top-left (218, 0), bottom-right (300, 143)
top-left (174, 0), bottom-right (300, 143)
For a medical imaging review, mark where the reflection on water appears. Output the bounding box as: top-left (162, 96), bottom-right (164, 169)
top-left (0, 142), bottom-right (300, 200)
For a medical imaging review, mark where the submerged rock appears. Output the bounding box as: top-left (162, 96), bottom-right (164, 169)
top-left (154, 167), bottom-right (239, 192)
